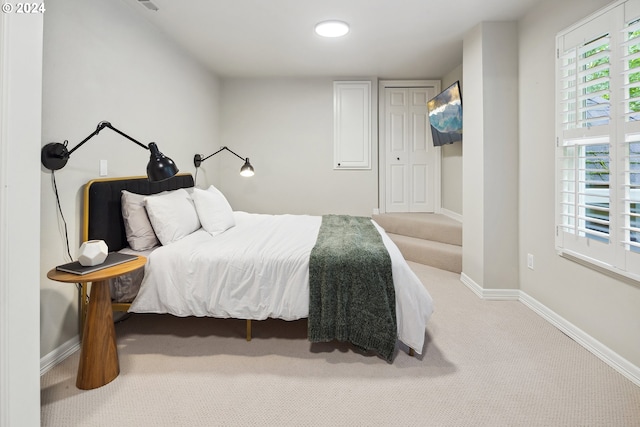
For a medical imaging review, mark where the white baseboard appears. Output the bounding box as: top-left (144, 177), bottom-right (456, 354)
top-left (439, 208), bottom-right (462, 223)
top-left (40, 335), bottom-right (80, 376)
top-left (460, 273), bottom-right (520, 300)
top-left (460, 273), bottom-right (483, 298)
top-left (519, 293), bottom-right (640, 387)
top-left (460, 272), bottom-right (640, 387)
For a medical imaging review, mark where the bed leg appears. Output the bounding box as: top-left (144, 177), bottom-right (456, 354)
top-left (409, 348), bottom-right (415, 357)
top-left (246, 319), bottom-right (252, 341)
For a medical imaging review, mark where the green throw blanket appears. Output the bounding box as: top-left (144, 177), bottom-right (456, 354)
top-left (308, 215), bottom-right (397, 362)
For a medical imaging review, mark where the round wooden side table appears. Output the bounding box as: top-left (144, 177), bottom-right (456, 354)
top-left (47, 256), bottom-right (146, 390)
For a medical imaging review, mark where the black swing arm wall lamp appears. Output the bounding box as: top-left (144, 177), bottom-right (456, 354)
top-left (40, 121), bottom-right (179, 182)
top-left (193, 146), bottom-right (254, 177)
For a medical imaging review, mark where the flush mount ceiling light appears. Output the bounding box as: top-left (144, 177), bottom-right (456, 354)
top-left (315, 20), bottom-right (350, 38)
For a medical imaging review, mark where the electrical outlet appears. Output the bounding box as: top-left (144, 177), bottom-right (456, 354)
top-left (527, 253), bottom-right (534, 270)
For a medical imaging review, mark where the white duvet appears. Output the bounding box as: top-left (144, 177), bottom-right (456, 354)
top-left (130, 212), bottom-right (434, 354)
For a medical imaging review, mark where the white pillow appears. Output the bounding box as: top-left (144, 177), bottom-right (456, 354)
top-left (192, 185), bottom-right (235, 237)
top-left (144, 188), bottom-right (201, 245)
top-left (121, 190), bottom-right (160, 251)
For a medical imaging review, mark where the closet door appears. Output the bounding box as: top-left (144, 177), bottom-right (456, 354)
top-left (384, 87), bottom-right (435, 212)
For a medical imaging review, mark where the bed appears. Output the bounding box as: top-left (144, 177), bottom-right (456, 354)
top-left (81, 174), bottom-right (434, 361)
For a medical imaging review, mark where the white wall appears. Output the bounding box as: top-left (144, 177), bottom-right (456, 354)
top-left (462, 22), bottom-right (520, 290)
top-left (1, 10), bottom-right (42, 427)
top-left (441, 65), bottom-right (463, 216)
top-left (462, 24), bottom-right (487, 286)
top-left (212, 78), bottom-right (378, 216)
top-left (40, 0), bottom-right (221, 357)
top-left (483, 22), bottom-right (520, 290)
top-left (519, 0), bottom-right (640, 368)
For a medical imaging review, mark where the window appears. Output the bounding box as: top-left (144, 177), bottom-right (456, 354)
top-left (556, 0), bottom-right (640, 280)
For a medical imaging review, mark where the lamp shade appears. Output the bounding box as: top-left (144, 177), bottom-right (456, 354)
top-left (147, 142), bottom-right (179, 182)
top-left (240, 158), bottom-right (254, 177)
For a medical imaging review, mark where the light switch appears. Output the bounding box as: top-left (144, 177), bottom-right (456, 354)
top-left (99, 160), bottom-right (108, 176)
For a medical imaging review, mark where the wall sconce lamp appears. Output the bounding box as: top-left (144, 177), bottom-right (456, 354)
top-left (193, 146), bottom-right (254, 177)
top-left (40, 121), bottom-right (179, 182)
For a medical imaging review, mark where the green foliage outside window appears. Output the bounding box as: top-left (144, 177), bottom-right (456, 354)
top-left (582, 41), bottom-right (610, 100)
top-left (628, 30), bottom-right (640, 113)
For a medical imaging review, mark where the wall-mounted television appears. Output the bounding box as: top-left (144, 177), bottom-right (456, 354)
top-left (427, 81), bottom-right (462, 146)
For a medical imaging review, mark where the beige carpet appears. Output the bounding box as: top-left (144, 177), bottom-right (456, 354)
top-left (41, 263), bottom-right (640, 426)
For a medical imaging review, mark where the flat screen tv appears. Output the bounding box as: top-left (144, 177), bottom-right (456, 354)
top-left (427, 81), bottom-right (462, 146)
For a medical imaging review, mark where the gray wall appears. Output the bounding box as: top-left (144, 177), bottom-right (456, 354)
top-left (441, 65), bottom-right (463, 217)
top-left (40, 0), bottom-right (221, 357)
top-left (211, 77), bottom-right (379, 217)
top-left (518, 0), bottom-right (640, 368)
top-left (462, 22), bottom-right (520, 290)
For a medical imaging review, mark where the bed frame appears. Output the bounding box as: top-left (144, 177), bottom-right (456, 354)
top-left (80, 174), bottom-right (257, 339)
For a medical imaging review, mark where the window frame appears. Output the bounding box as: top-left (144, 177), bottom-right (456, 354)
top-left (555, 0), bottom-right (640, 283)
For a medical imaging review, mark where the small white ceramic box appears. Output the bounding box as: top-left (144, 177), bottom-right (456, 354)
top-left (78, 240), bottom-right (108, 266)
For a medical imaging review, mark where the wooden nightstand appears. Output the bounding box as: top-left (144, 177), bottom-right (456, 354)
top-left (47, 256), bottom-right (146, 390)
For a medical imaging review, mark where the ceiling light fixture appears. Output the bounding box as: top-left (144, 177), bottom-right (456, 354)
top-left (315, 20), bottom-right (350, 38)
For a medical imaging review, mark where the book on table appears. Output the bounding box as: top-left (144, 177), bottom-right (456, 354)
top-left (56, 252), bottom-right (138, 275)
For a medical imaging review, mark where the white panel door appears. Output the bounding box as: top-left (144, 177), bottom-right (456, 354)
top-left (386, 89), bottom-right (409, 211)
top-left (385, 87), bottom-right (436, 212)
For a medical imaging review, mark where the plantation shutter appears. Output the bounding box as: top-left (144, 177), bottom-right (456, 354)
top-left (620, 15), bottom-right (640, 276)
top-left (556, 0), bottom-right (640, 279)
top-left (557, 13), bottom-right (615, 265)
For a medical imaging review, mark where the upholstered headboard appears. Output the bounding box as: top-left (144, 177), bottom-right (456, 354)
top-left (82, 174), bottom-right (195, 251)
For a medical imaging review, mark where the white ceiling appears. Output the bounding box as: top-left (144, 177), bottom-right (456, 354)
top-left (128, 0), bottom-right (541, 79)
